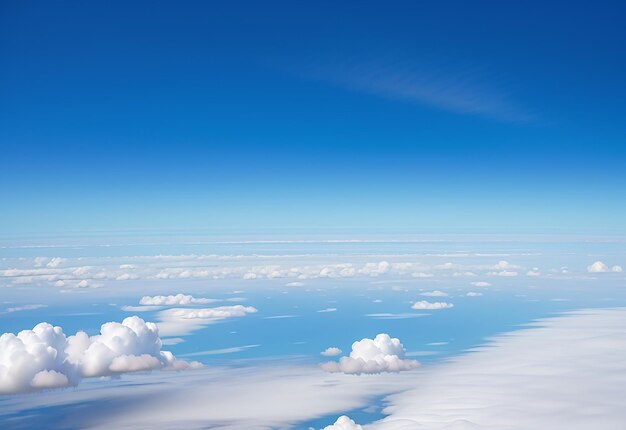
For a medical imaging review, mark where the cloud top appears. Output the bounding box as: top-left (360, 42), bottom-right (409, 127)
top-left (320, 333), bottom-right (419, 375)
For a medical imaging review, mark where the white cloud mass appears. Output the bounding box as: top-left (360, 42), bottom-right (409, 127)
top-left (411, 300), bottom-right (454, 310)
top-left (0, 316), bottom-right (200, 394)
top-left (139, 294), bottom-right (218, 306)
top-left (320, 333), bottom-right (419, 375)
top-left (420, 290), bottom-right (448, 297)
top-left (323, 415), bottom-right (363, 430)
top-left (587, 261), bottom-right (609, 273)
top-left (321, 347), bottom-right (342, 357)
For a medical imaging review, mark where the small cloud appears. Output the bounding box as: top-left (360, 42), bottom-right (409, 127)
top-left (420, 290), bottom-right (448, 297)
top-left (526, 268), bottom-right (541, 277)
top-left (612, 265), bottom-right (623, 273)
top-left (139, 294), bottom-right (218, 306)
top-left (587, 261), bottom-right (609, 273)
top-left (470, 281), bottom-right (491, 287)
top-left (286, 281), bottom-right (304, 287)
top-left (5, 304), bottom-right (47, 313)
top-left (46, 257), bottom-right (66, 268)
top-left (317, 308), bottom-right (337, 313)
top-left (322, 415), bottom-right (362, 430)
top-left (320, 333), bottom-right (419, 375)
top-left (411, 272), bottom-right (434, 278)
top-left (320, 347), bottom-right (342, 357)
top-left (411, 300), bottom-right (454, 310)
top-left (466, 292), bottom-right (483, 297)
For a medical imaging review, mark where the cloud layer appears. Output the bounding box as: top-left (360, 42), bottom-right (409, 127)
top-left (321, 333), bottom-right (419, 375)
top-left (0, 316), bottom-right (200, 394)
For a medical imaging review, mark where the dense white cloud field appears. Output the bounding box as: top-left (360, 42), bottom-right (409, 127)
top-left (365, 307), bottom-right (626, 430)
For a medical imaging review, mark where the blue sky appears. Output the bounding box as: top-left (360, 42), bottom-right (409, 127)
top-left (2, 0), bottom-right (626, 235)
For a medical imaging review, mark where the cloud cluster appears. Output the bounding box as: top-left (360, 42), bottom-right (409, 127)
top-left (0, 316), bottom-right (200, 394)
top-left (587, 261), bottom-right (623, 273)
top-left (323, 415), bottom-right (363, 430)
top-left (320, 333), bottom-right (419, 375)
top-left (411, 300), bottom-right (454, 310)
top-left (139, 294), bottom-right (217, 306)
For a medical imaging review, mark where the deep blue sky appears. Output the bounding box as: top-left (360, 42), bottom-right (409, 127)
top-left (1, 1), bottom-right (625, 236)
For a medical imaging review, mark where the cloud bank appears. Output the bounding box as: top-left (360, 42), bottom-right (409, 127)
top-left (369, 308), bottom-right (626, 430)
top-left (0, 316), bottom-right (200, 395)
top-left (321, 334), bottom-right (419, 375)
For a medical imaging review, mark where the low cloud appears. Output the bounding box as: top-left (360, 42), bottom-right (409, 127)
top-left (320, 347), bottom-right (342, 357)
top-left (320, 333), bottom-right (419, 375)
top-left (156, 305), bottom-right (258, 336)
top-left (411, 300), bottom-right (454, 310)
top-left (323, 415), bottom-right (362, 430)
top-left (0, 316), bottom-right (200, 395)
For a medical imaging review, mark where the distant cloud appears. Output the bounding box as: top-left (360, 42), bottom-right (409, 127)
top-left (5, 304), bottom-right (47, 313)
top-left (411, 300), bottom-right (454, 310)
top-left (139, 294), bottom-right (218, 306)
top-left (613, 265), bottom-right (624, 273)
top-left (471, 281), bottom-right (492, 287)
top-left (466, 292), bottom-right (483, 297)
top-left (420, 290), bottom-right (448, 297)
top-left (320, 333), bottom-right (419, 375)
top-left (320, 347), bottom-right (342, 357)
top-left (0, 316), bottom-right (200, 395)
top-left (318, 308), bottom-right (337, 313)
top-left (526, 268), bottom-right (541, 276)
top-left (587, 261), bottom-right (609, 273)
top-left (323, 416), bottom-right (362, 430)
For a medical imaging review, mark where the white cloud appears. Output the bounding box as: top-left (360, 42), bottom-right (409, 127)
top-left (318, 308), bottom-right (337, 313)
top-left (411, 300), bottom-right (454, 310)
top-left (5, 304), bottom-right (47, 313)
top-left (587, 261), bottom-right (609, 273)
top-left (46, 257), bottom-right (66, 268)
top-left (612, 265), bottom-right (623, 273)
top-left (470, 281), bottom-right (491, 287)
top-left (139, 294), bottom-right (218, 306)
top-left (369, 308), bottom-right (626, 430)
top-left (156, 305), bottom-right (257, 336)
top-left (320, 333), bottom-right (419, 375)
top-left (420, 290), bottom-right (448, 297)
top-left (360, 261), bottom-right (391, 277)
top-left (487, 270), bottom-right (518, 277)
top-left (321, 347), bottom-right (342, 357)
top-left (323, 415), bottom-right (363, 430)
top-left (0, 316), bottom-right (200, 394)
top-left (526, 268), bottom-right (541, 276)
top-left (286, 281), bottom-right (304, 287)
top-left (411, 272), bottom-right (434, 278)
top-left (466, 292), bottom-right (483, 297)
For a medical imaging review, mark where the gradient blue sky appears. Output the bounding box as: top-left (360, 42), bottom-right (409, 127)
top-left (1, 0), bottom-right (625, 236)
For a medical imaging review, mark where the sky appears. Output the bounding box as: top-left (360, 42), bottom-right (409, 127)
top-left (2, 0), bottom-right (626, 236)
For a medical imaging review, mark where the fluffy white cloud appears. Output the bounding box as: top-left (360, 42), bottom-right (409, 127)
top-left (470, 281), bottom-right (491, 287)
top-left (587, 261), bottom-right (609, 273)
top-left (613, 265), bottom-right (624, 273)
top-left (46, 257), bottom-right (66, 268)
top-left (323, 415), bottom-right (363, 430)
top-left (139, 294), bottom-right (218, 306)
top-left (411, 300), bottom-right (454, 310)
top-left (466, 292), bottom-right (483, 297)
top-left (320, 333), bottom-right (419, 375)
top-left (420, 290), bottom-right (448, 297)
top-left (320, 347), bottom-right (342, 357)
top-left (0, 316), bottom-right (200, 394)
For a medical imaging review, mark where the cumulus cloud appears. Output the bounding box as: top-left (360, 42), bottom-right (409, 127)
top-left (526, 268), bottom-right (541, 276)
top-left (320, 347), bottom-right (342, 357)
top-left (320, 333), bottom-right (419, 375)
top-left (470, 281), bottom-right (491, 287)
top-left (411, 300), bottom-right (454, 310)
top-left (323, 415), bottom-right (363, 430)
top-left (139, 294), bottom-right (218, 306)
top-left (613, 265), bottom-right (624, 273)
top-left (420, 290), bottom-right (448, 297)
top-left (0, 316), bottom-right (200, 394)
top-left (587, 261), bottom-right (609, 273)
